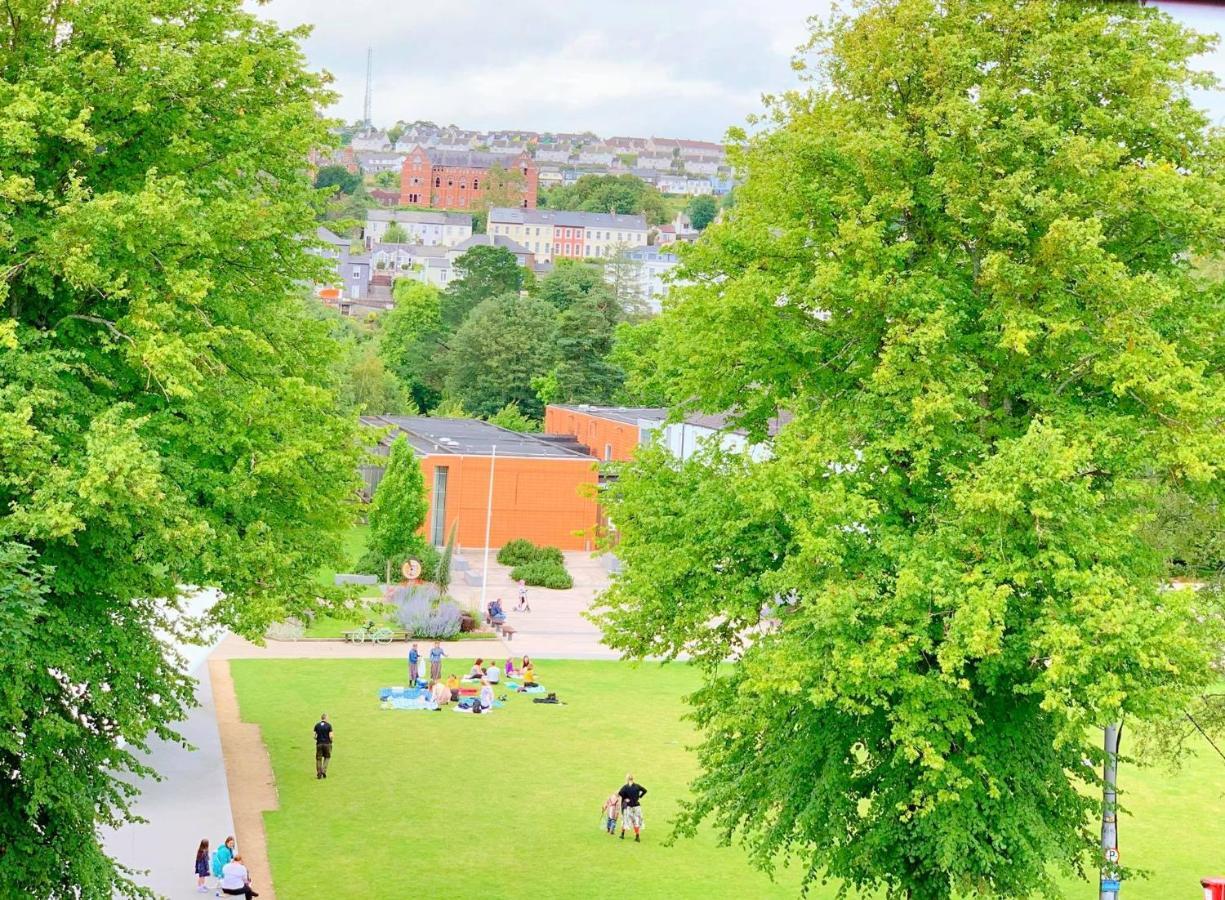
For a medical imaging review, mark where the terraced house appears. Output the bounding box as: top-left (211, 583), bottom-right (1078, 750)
top-left (486, 207), bottom-right (648, 263)
top-left (399, 145), bottom-right (538, 209)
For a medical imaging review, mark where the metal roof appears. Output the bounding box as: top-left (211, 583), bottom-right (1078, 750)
top-left (550, 405), bottom-right (668, 426)
top-left (361, 415), bottom-right (592, 459)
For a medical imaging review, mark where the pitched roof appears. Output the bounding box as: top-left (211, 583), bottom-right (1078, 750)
top-left (367, 209), bottom-right (472, 226)
top-left (487, 207), bottom-right (647, 230)
top-left (452, 234), bottom-right (532, 255)
top-left (407, 146), bottom-right (530, 169)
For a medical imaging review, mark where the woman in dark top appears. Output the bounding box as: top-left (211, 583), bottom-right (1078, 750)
top-left (618, 774), bottom-right (648, 842)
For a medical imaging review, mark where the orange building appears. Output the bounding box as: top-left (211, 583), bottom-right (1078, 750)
top-left (361, 416), bottom-right (597, 551)
top-left (543, 405), bottom-right (668, 462)
top-left (399, 146), bottom-right (538, 210)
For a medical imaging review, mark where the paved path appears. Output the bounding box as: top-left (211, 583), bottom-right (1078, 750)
top-left (102, 593), bottom-right (235, 900)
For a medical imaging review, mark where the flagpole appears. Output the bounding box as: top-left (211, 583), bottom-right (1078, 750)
top-left (479, 444), bottom-right (496, 609)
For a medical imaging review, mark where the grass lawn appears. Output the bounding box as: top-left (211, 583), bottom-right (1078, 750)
top-left (230, 659), bottom-right (1225, 899)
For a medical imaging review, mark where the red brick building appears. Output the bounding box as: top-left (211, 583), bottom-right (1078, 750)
top-left (400, 146), bottom-right (538, 210)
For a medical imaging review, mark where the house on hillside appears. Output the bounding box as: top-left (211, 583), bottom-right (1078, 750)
top-left (364, 210), bottom-right (473, 248)
top-left (399, 146), bottom-right (538, 210)
top-left (487, 207), bottom-right (648, 263)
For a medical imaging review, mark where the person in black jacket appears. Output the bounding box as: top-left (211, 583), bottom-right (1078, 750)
top-left (618, 774), bottom-right (648, 841)
top-left (313, 713), bottom-right (333, 779)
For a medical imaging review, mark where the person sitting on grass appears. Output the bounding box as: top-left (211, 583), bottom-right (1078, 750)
top-left (504, 657), bottom-right (516, 677)
top-left (466, 658), bottom-right (485, 680)
top-left (484, 662), bottom-right (501, 683)
top-left (478, 678), bottom-right (494, 712)
top-left (516, 663), bottom-right (538, 690)
top-left (445, 673), bottom-right (460, 698)
top-left (430, 679), bottom-right (451, 706)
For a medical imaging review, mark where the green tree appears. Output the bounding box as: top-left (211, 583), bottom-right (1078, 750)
top-left (480, 162), bottom-right (528, 214)
top-left (686, 194), bottom-right (718, 231)
top-left (382, 221), bottom-right (410, 244)
top-left (441, 245), bottom-right (525, 328)
top-left (445, 294), bottom-right (559, 417)
top-left (487, 401), bottom-right (540, 432)
top-left (338, 348), bottom-right (413, 415)
top-left (314, 164), bottom-right (362, 194)
top-left (608, 318), bottom-right (671, 406)
top-left (594, 3), bottom-right (1225, 899)
top-left (535, 261), bottom-right (618, 318)
top-left (367, 437), bottom-right (430, 578)
top-left (0, 2), bottom-right (359, 895)
top-left (380, 280), bottom-right (446, 410)
top-left (541, 174), bottom-right (669, 225)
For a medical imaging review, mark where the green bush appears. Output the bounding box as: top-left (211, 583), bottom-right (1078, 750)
top-left (511, 559), bottom-right (573, 590)
top-left (497, 538), bottom-right (539, 567)
top-left (356, 539), bottom-right (441, 581)
top-left (533, 545), bottom-right (564, 567)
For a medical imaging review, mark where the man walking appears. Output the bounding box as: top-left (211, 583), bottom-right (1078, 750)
top-left (618, 773), bottom-right (647, 842)
top-left (408, 642), bottom-right (420, 684)
top-left (314, 713), bottom-right (333, 779)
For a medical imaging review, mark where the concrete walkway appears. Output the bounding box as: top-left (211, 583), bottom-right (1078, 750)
top-left (103, 656), bottom-right (235, 900)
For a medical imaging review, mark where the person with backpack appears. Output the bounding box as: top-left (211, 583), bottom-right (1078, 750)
top-left (193, 838), bottom-right (210, 892)
top-left (618, 774), bottom-right (648, 842)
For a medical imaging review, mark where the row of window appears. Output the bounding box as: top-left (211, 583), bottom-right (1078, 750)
top-left (488, 224), bottom-right (641, 242)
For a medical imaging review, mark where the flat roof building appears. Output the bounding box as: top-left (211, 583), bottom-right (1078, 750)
top-left (543, 405), bottom-right (667, 462)
top-left (360, 416), bottom-right (598, 551)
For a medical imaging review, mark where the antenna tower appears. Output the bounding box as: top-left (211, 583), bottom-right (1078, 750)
top-left (362, 47), bottom-right (373, 129)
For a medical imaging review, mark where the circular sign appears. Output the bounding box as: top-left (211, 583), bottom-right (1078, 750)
top-left (401, 559), bottom-right (422, 580)
top-left (1105, 848), bottom-right (1119, 864)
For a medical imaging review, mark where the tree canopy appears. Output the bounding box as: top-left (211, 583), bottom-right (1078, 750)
top-left (686, 194), bottom-right (718, 231)
top-left (366, 436), bottom-right (430, 575)
top-left (541, 174), bottom-right (669, 225)
top-left (441, 245), bottom-right (525, 328)
top-left (0, 0), bottom-right (359, 895)
top-left (445, 293), bottom-right (560, 418)
top-left (314, 164), bottom-right (362, 194)
top-left (595, 2), bottom-right (1225, 898)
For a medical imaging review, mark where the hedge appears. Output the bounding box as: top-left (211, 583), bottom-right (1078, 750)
top-left (497, 538), bottom-right (565, 568)
top-left (510, 559), bottom-right (573, 590)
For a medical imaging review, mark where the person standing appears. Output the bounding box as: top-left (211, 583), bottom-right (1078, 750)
top-left (601, 793), bottom-right (621, 836)
top-left (429, 641), bottom-right (446, 680)
top-left (408, 642), bottom-right (420, 684)
top-left (515, 578), bottom-right (531, 612)
top-left (314, 713), bottom-right (333, 780)
top-left (193, 838), bottom-right (210, 892)
top-left (218, 853), bottom-right (259, 898)
top-left (618, 774), bottom-right (647, 842)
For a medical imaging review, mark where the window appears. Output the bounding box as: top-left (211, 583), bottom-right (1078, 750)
top-left (430, 466), bottom-right (449, 545)
top-left (585, 245), bottom-right (592, 256)
top-left (434, 177), bottom-right (441, 187)
top-left (554, 243), bottom-right (560, 253)
top-left (604, 443), bottom-right (613, 461)
top-left (473, 179), bottom-right (479, 190)
top-left (447, 179), bottom-right (453, 187)
top-left (352, 267), bottom-right (361, 278)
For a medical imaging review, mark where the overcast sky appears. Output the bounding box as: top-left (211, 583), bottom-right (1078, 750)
top-left (255, 0), bottom-right (1225, 141)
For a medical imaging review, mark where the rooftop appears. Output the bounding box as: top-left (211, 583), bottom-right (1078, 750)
top-left (551, 405), bottom-right (668, 427)
top-left (683, 410), bottom-right (794, 437)
top-left (367, 209), bottom-right (472, 226)
top-left (452, 234), bottom-right (532, 255)
top-left (406, 146), bottom-right (531, 169)
top-left (361, 415), bottom-right (592, 459)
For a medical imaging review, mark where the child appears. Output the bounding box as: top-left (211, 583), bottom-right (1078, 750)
top-left (522, 662), bottom-right (537, 688)
top-left (193, 838), bottom-right (210, 892)
top-left (478, 678), bottom-right (494, 712)
top-left (601, 793), bottom-right (621, 835)
top-left (211, 836), bottom-right (235, 884)
top-left (515, 578), bottom-right (530, 612)
top-left (504, 656), bottom-right (515, 677)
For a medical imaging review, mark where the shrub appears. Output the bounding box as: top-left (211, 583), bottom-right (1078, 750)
top-left (532, 545), bottom-right (564, 567)
top-left (510, 559), bottom-right (573, 590)
top-left (393, 587), bottom-right (462, 638)
top-left (497, 538), bottom-right (538, 567)
top-left (356, 540), bottom-right (441, 580)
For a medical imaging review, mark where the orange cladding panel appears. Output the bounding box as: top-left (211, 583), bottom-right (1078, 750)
top-left (543, 407), bottom-right (640, 461)
top-left (418, 454), bottom-right (598, 550)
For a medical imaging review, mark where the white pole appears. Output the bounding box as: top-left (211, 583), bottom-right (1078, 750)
top-left (479, 445), bottom-right (496, 608)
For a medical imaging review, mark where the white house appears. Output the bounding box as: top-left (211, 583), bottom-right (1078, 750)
top-left (364, 210), bottom-right (473, 248)
top-left (615, 247), bottom-right (683, 312)
top-left (350, 129), bottom-right (391, 152)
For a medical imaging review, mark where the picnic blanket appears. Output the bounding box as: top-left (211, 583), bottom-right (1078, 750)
top-left (504, 682), bottom-right (547, 694)
top-left (378, 687), bottom-right (438, 711)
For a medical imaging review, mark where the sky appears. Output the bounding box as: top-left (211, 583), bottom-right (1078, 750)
top-left (254, 0), bottom-right (1225, 142)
